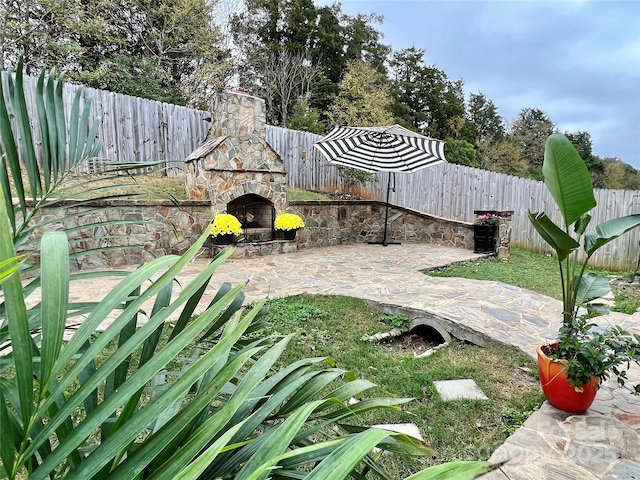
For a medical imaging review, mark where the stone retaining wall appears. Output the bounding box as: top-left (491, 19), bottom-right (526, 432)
top-left (25, 199), bottom-right (475, 269)
top-left (26, 199), bottom-right (213, 270)
top-left (288, 201), bottom-right (474, 249)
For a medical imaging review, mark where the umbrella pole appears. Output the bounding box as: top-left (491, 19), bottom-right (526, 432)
top-left (369, 172), bottom-right (400, 246)
top-left (382, 172), bottom-right (391, 246)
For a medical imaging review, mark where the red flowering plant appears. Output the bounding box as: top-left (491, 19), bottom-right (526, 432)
top-left (474, 213), bottom-right (500, 227)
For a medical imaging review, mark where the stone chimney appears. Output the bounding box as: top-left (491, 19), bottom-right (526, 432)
top-left (211, 91), bottom-right (266, 141)
top-left (184, 91), bottom-right (287, 222)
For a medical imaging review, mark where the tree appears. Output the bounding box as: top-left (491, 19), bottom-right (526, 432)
top-left (1, 0), bottom-right (92, 73)
top-left (75, 54), bottom-right (181, 103)
top-left (231, 0), bottom-right (322, 124)
top-left (389, 47), bottom-right (429, 131)
top-left (308, 4), bottom-right (345, 115)
top-left (389, 47), bottom-right (465, 140)
top-left (465, 92), bottom-right (505, 143)
top-left (251, 49), bottom-right (318, 126)
top-left (601, 158), bottom-right (640, 190)
top-left (113, 0), bottom-right (231, 106)
top-left (231, 0), bottom-right (315, 84)
top-left (444, 138), bottom-right (478, 167)
top-left (508, 108), bottom-right (555, 170)
top-left (232, 1), bottom-right (390, 125)
top-left (477, 136), bottom-right (529, 177)
top-left (342, 12), bottom-right (390, 75)
top-left (326, 60), bottom-right (393, 128)
top-left (286, 100), bottom-right (325, 134)
top-left (325, 60), bottom-right (394, 191)
top-left (2, 0), bottom-right (231, 105)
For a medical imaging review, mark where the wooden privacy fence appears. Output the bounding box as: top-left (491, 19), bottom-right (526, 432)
top-left (3, 72), bottom-right (638, 270)
top-left (2, 73), bottom-right (211, 173)
top-left (267, 126), bottom-right (640, 271)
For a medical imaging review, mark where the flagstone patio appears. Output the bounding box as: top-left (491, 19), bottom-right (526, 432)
top-left (41, 243), bottom-right (640, 478)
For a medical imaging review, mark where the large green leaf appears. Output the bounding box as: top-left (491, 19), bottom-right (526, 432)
top-left (29, 289), bottom-right (247, 478)
top-left (235, 400), bottom-right (326, 480)
top-left (12, 59), bottom-right (41, 200)
top-left (151, 420), bottom-right (247, 480)
top-left (0, 71), bottom-right (26, 226)
top-left (0, 255), bottom-right (26, 284)
top-left (542, 133), bottom-right (596, 228)
top-left (21, 237), bottom-right (228, 470)
top-left (528, 211), bottom-right (579, 261)
top-left (574, 272), bottom-right (611, 306)
top-left (0, 182), bottom-right (33, 428)
top-left (584, 214), bottom-right (640, 256)
top-left (64, 343), bottom-right (262, 480)
top-left (303, 428), bottom-right (395, 479)
top-left (39, 232), bottom-right (69, 388)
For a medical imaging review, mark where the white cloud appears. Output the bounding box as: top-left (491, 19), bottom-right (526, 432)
top-left (318, 0), bottom-right (640, 167)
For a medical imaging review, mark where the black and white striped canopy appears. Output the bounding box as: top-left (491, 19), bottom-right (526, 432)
top-left (313, 124), bottom-right (447, 173)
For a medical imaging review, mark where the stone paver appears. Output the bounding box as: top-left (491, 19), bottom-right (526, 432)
top-left (434, 379), bottom-right (489, 401)
top-left (35, 243), bottom-right (640, 478)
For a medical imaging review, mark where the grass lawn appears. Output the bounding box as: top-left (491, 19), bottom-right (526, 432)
top-left (254, 294), bottom-right (544, 477)
top-left (286, 188), bottom-right (333, 201)
top-left (8, 170), bottom-right (189, 201)
top-left (9, 171), bottom-right (338, 203)
top-left (426, 247), bottom-right (640, 314)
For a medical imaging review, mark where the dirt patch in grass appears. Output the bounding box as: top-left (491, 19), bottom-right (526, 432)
top-left (380, 330), bottom-right (444, 357)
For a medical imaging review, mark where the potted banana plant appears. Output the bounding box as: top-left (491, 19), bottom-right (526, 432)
top-left (529, 133), bottom-right (640, 413)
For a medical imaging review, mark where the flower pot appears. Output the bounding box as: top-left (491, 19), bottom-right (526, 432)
top-left (283, 229), bottom-right (297, 241)
top-left (473, 224), bottom-right (496, 253)
top-left (213, 234), bottom-right (234, 245)
top-left (536, 344), bottom-right (599, 413)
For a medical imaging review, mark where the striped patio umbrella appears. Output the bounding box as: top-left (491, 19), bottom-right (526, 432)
top-left (313, 124), bottom-right (446, 173)
top-left (313, 124), bottom-right (447, 245)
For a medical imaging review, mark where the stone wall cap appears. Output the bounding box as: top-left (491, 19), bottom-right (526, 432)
top-left (225, 90), bottom-right (262, 101)
top-left (22, 198), bottom-right (213, 207)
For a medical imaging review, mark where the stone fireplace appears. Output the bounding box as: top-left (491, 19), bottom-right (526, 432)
top-left (227, 194), bottom-right (275, 242)
top-left (184, 91), bottom-right (287, 242)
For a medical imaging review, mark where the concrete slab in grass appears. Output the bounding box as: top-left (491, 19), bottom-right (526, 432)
top-left (371, 423), bottom-right (425, 453)
top-left (434, 379), bottom-right (488, 401)
top-left (372, 423), bottom-right (425, 442)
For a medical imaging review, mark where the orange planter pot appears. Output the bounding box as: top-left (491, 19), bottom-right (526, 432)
top-left (536, 344), bottom-right (599, 413)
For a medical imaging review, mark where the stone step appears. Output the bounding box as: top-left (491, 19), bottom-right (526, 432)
top-left (209, 240), bottom-right (298, 259)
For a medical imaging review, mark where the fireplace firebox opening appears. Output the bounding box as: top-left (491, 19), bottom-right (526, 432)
top-left (227, 194), bottom-right (275, 243)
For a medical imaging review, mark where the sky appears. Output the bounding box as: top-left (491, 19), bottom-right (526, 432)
top-left (316, 0), bottom-right (640, 169)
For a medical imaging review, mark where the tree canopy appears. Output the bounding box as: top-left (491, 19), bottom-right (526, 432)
top-left (3, 0), bottom-right (637, 187)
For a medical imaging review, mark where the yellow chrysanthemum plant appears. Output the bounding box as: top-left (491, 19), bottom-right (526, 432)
top-left (274, 213), bottom-right (305, 231)
top-left (210, 213), bottom-right (243, 237)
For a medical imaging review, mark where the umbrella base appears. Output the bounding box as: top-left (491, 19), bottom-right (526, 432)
top-left (368, 241), bottom-right (401, 246)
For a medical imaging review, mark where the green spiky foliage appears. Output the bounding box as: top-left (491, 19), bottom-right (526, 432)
top-left (0, 58), bottom-right (165, 259)
top-left (0, 192), bottom-right (497, 479)
top-left (0, 61), bottom-right (496, 478)
top-left (529, 133), bottom-right (640, 390)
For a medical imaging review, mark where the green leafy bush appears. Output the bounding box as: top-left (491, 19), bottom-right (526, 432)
top-left (381, 313), bottom-right (412, 330)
